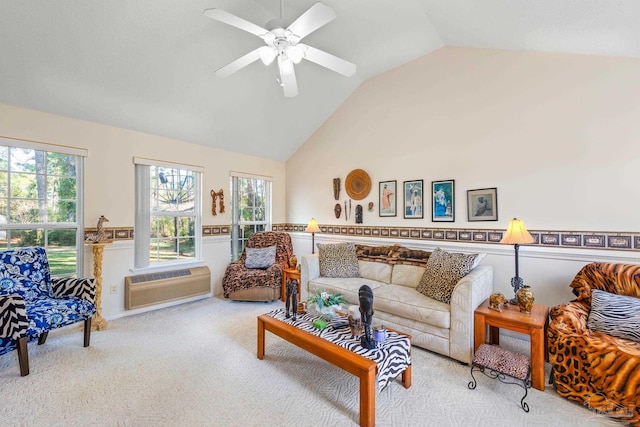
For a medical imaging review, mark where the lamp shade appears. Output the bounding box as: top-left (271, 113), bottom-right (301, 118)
top-left (500, 218), bottom-right (534, 245)
top-left (305, 218), bottom-right (320, 233)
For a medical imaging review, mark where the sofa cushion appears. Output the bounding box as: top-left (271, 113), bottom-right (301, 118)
top-left (355, 244), bottom-right (395, 263)
top-left (26, 296), bottom-right (96, 338)
top-left (318, 242), bottom-right (360, 278)
top-left (416, 248), bottom-right (478, 304)
top-left (391, 264), bottom-right (425, 288)
top-left (587, 289), bottom-right (640, 342)
top-left (309, 277), bottom-right (385, 304)
top-left (359, 260), bottom-right (392, 284)
top-left (388, 246), bottom-right (431, 267)
top-left (244, 245), bottom-right (277, 269)
top-left (374, 285), bottom-right (451, 329)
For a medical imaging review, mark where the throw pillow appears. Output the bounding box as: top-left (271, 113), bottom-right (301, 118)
top-left (355, 244), bottom-right (395, 263)
top-left (318, 242), bottom-right (360, 278)
top-left (245, 245), bottom-right (277, 269)
top-left (388, 245), bottom-right (431, 267)
top-left (587, 289), bottom-right (640, 342)
top-left (416, 247), bottom-right (478, 304)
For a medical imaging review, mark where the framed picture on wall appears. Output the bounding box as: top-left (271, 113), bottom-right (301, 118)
top-left (403, 180), bottom-right (423, 219)
top-left (432, 180), bottom-right (455, 222)
top-left (467, 188), bottom-right (498, 221)
top-left (379, 180), bottom-right (397, 217)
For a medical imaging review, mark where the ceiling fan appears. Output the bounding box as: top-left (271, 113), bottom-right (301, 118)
top-left (204, 2), bottom-right (356, 97)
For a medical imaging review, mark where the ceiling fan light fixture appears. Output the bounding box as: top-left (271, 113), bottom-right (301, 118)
top-left (286, 45), bottom-right (304, 64)
top-left (258, 46), bottom-right (277, 65)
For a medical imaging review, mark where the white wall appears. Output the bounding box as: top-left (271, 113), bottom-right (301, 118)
top-left (0, 103), bottom-right (286, 319)
top-left (286, 47), bottom-right (640, 308)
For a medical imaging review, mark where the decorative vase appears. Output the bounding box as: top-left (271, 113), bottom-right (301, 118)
top-left (516, 285), bottom-right (534, 314)
top-left (289, 255), bottom-right (298, 269)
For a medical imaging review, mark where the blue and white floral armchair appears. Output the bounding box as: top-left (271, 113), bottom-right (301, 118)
top-left (0, 247), bottom-right (96, 376)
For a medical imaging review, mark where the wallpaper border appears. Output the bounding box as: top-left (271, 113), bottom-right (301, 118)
top-left (85, 223), bottom-right (640, 252)
top-left (273, 223), bottom-right (640, 252)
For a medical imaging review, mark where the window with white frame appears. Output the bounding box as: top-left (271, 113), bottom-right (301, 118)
top-left (230, 175), bottom-right (272, 261)
top-left (0, 138), bottom-right (86, 276)
top-left (134, 158), bottom-right (202, 268)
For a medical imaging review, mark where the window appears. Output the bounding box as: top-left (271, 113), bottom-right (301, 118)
top-left (230, 175), bottom-right (272, 260)
top-left (0, 138), bottom-right (85, 277)
top-left (134, 159), bottom-right (202, 268)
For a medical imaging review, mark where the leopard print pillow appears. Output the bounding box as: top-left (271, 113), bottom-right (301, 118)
top-left (416, 247), bottom-right (478, 304)
top-left (318, 242), bottom-right (360, 278)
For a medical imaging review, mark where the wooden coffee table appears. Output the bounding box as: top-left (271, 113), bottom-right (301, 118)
top-left (257, 311), bottom-right (411, 427)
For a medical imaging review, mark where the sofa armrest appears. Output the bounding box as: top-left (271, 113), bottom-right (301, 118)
top-left (300, 254), bottom-right (320, 301)
top-left (449, 265), bottom-right (494, 364)
top-left (51, 277), bottom-right (96, 304)
top-left (549, 301), bottom-right (589, 334)
top-left (0, 294), bottom-right (28, 339)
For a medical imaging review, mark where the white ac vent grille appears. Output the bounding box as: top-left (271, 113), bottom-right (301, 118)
top-left (129, 269), bottom-right (192, 284)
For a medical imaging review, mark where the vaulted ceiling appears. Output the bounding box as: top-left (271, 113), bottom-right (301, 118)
top-left (1, 1), bottom-right (639, 161)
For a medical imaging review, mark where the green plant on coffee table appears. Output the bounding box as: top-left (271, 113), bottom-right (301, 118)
top-left (307, 289), bottom-right (347, 320)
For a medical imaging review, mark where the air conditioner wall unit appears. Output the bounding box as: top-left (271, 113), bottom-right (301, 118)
top-left (124, 266), bottom-right (211, 310)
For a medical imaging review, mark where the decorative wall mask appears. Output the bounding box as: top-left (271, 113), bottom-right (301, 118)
top-left (355, 204), bottom-right (363, 224)
top-left (333, 178), bottom-right (340, 200)
top-left (210, 189), bottom-right (225, 215)
top-left (334, 203), bottom-right (342, 219)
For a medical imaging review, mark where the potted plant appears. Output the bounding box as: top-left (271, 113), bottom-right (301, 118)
top-left (307, 289), bottom-right (347, 320)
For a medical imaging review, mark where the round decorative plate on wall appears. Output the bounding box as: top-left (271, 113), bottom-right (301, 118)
top-left (345, 169), bottom-right (371, 200)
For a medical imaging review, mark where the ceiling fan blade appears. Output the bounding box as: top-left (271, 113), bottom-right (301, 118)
top-left (287, 2), bottom-right (336, 40)
top-left (215, 48), bottom-right (263, 78)
top-left (298, 44), bottom-right (356, 77)
top-left (204, 8), bottom-right (269, 38)
top-left (281, 66), bottom-right (299, 98)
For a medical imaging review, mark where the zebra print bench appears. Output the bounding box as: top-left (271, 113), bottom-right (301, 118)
top-left (0, 247), bottom-right (96, 376)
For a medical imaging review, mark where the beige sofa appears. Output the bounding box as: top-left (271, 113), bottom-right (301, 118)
top-left (300, 248), bottom-right (493, 364)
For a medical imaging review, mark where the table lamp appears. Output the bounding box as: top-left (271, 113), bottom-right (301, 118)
top-left (305, 218), bottom-right (321, 254)
top-left (500, 218), bottom-right (534, 304)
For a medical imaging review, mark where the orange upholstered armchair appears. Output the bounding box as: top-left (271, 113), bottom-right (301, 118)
top-left (548, 262), bottom-right (640, 425)
top-left (222, 231), bottom-right (293, 301)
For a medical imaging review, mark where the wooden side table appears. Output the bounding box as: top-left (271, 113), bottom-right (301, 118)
top-left (281, 268), bottom-right (301, 302)
top-left (474, 300), bottom-right (549, 391)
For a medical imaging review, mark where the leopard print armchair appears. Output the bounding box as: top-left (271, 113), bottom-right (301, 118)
top-left (222, 232), bottom-right (293, 301)
top-left (548, 262), bottom-right (640, 425)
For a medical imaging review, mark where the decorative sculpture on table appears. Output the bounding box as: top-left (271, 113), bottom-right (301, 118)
top-left (285, 278), bottom-right (298, 321)
top-left (359, 285), bottom-right (376, 349)
top-left (489, 292), bottom-right (508, 312)
top-left (210, 189), bottom-right (225, 215)
top-left (85, 215), bottom-right (110, 243)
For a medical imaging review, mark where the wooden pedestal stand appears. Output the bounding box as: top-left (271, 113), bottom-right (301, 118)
top-left (87, 242), bottom-right (111, 331)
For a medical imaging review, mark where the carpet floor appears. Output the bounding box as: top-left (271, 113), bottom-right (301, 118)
top-left (0, 297), bottom-right (617, 426)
